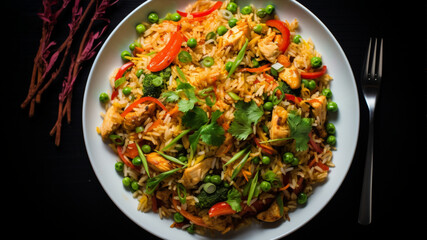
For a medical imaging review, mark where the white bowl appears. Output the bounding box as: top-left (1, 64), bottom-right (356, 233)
top-left (83, 0), bottom-right (359, 239)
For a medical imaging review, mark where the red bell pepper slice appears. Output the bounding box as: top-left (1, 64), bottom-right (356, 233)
top-left (284, 94), bottom-right (302, 104)
top-left (120, 96), bottom-right (168, 118)
top-left (172, 198), bottom-right (209, 227)
top-left (238, 63), bottom-right (271, 73)
top-left (111, 62), bottom-right (135, 100)
top-left (117, 145), bottom-right (139, 170)
top-left (147, 30), bottom-right (183, 72)
top-left (300, 65), bottom-right (327, 79)
top-left (266, 19), bottom-right (291, 52)
top-left (177, 1), bottom-right (222, 17)
top-left (308, 131), bottom-right (323, 154)
top-left (208, 202), bottom-right (236, 217)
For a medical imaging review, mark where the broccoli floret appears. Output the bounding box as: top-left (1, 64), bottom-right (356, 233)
top-left (142, 67), bottom-right (171, 98)
top-left (195, 185), bottom-right (229, 209)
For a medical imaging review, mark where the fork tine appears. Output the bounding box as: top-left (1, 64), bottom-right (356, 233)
top-left (377, 38), bottom-right (383, 80)
top-left (369, 38), bottom-right (378, 81)
top-left (362, 38), bottom-right (372, 81)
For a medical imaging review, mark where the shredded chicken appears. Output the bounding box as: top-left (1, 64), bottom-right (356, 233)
top-left (310, 95), bottom-right (328, 137)
top-left (269, 106), bottom-right (290, 146)
top-left (123, 102), bottom-right (156, 130)
top-left (279, 65), bottom-right (301, 89)
top-left (145, 152), bottom-right (177, 172)
top-left (258, 32), bottom-right (280, 63)
top-left (180, 158), bottom-right (214, 188)
top-left (100, 105), bottom-right (123, 140)
top-left (220, 22), bottom-right (249, 50)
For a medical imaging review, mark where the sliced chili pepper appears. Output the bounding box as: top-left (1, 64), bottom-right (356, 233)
top-left (117, 145), bottom-right (139, 170)
top-left (266, 19), bottom-right (291, 52)
top-left (121, 96), bottom-right (168, 118)
top-left (111, 62), bottom-right (134, 100)
top-left (284, 94), bottom-right (303, 103)
top-left (300, 65), bottom-right (327, 79)
top-left (147, 30), bottom-right (183, 72)
top-left (238, 63), bottom-right (271, 73)
top-left (177, 1), bottom-right (222, 17)
top-left (208, 202), bottom-right (236, 217)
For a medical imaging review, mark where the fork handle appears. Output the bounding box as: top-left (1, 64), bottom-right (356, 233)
top-left (358, 116), bottom-right (374, 225)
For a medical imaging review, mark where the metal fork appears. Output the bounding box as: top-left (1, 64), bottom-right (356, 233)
top-left (358, 37), bottom-right (383, 225)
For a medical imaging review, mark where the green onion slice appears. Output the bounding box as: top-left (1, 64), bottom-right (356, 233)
top-left (135, 143), bottom-right (150, 178)
top-left (154, 150), bottom-right (187, 166)
top-left (177, 183), bottom-right (187, 204)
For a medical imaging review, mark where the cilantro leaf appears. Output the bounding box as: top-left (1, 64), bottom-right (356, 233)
top-left (161, 91), bottom-right (180, 103)
top-left (199, 123), bottom-right (225, 147)
top-left (226, 188), bottom-right (242, 212)
top-left (229, 100), bottom-right (263, 140)
top-left (177, 82), bottom-right (198, 112)
top-left (182, 107), bottom-right (208, 129)
top-left (287, 111), bottom-right (312, 151)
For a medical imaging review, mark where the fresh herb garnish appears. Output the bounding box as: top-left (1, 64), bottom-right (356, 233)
top-left (287, 111), bottom-right (312, 151)
top-left (228, 100), bottom-right (263, 140)
top-left (226, 188), bottom-right (242, 212)
top-left (146, 167), bottom-right (183, 194)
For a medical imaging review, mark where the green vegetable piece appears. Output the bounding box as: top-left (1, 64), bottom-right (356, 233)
top-left (283, 152), bottom-right (294, 164)
top-left (210, 175), bottom-right (222, 185)
top-left (291, 157), bottom-right (299, 166)
top-left (136, 69), bottom-right (144, 78)
top-left (195, 185), bottom-right (229, 209)
top-left (122, 86), bottom-right (132, 95)
top-left (256, 8), bottom-right (267, 18)
top-left (287, 111), bottom-right (312, 151)
top-left (226, 2), bottom-right (238, 13)
top-left (293, 34), bottom-right (302, 43)
top-left (141, 144), bottom-right (151, 153)
top-left (115, 162), bottom-right (124, 172)
top-left (132, 156), bottom-right (142, 166)
top-left (135, 126), bottom-right (144, 133)
top-left (99, 92), bottom-right (109, 103)
top-left (228, 38), bottom-right (248, 78)
top-left (252, 156), bottom-right (260, 164)
top-left (178, 51), bottom-right (192, 63)
top-left (252, 58), bottom-right (260, 68)
top-left (327, 101), bottom-right (338, 112)
top-left (265, 4), bottom-right (275, 14)
top-left (228, 100), bottom-right (263, 141)
top-left (122, 177), bottom-right (131, 187)
top-left (178, 155), bottom-right (187, 163)
top-left (203, 183), bottom-right (217, 194)
top-left (310, 56), bottom-right (322, 68)
top-left (136, 23), bottom-right (146, 34)
top-left (171, 12), bottom-right (181, 22)
top-left (177, 183), bottom-right (187, 204)
top-left (146, 167), bottom-right (182, 194)
top-left (260, 181), bottom-right (271, 192)
top-left (231, 151), bottom-right (251, 180)
top-left (131, 181), bottom-right (139, 191)
top-left (326, 135), bottom-right (336, 146)
top-left (326, 123), bottom-right (336, 134)
top-left (321, 88), bottom-right (333, 99)
top-left (225, 61), bottom-right (233, 72)
top-left (223, 146), bottom-right (250, 168)
top-left (204, 175), bottom-right (211, 183)
top-left (262, 156), bottom-right (270, 165)
top-left (263, 101), bottom-right (273, 111)
top-left (109, 134), bottom-right (124, 146)
top-left (217, 25), bottom-right (228, 36)
top-left (154, 150), bottom-right (187, 166)
top-left (253, 24), bottom-right (263, 34)
top-left (174, 212), bottom-right (184, 223)
top-left (148, 12), bottom-right (159, 23)
top-left (161, 129), bottom-right (192, 151)
top-left (187, 224), bottom-right (195, 234)
top-left (135, 143), bottom-right (150, 178)
top-left (307, 80), bottom-right (316, 90)
top-left (206, 31), bottom-right (217, 41)
top-left (297, 192), bottom-right (308, 204)
top-left (226, 188), bottom-right (242, 212)
top-left (227, 91), bottom-right (241, 101)
top-left (201, 56), bottom-right (215, 67)
top-left (228, 18), bottom-right (238, 28)
top-left (247, 170), bottom-right (259, 205)
top-left (121, 50), bottom-right (131, 61)
top-left (187, 38), bottom-right (197, 48)
top-left (241, 5), bottom-right (252, 15)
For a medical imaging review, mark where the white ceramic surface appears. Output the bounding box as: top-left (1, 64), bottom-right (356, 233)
top-left (82, 0), bottom-right (360, 239)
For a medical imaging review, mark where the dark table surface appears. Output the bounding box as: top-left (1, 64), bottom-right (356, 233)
top-left (8, 0), bottom-right (426, 238)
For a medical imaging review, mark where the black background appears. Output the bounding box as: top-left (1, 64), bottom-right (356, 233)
top-left (7, 0), bottom-right (426, 239)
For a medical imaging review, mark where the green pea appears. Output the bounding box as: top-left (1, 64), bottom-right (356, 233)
top-left (297, 192), bottom-right (308, 204)
top-left (148, 12), bottom-right (159, 23)
top-left (310, 56), bottom-right (322, 68)
top-left (174, 212), bottom-right (184, 223)
top-left (263, 101), bottom-right (273, 111)
top-left (132, 156), bottom-right (142, 166)
top-left (307, 80), bottom-right (316, 90)
top-left (283, 152), bottom-right (294, 164)
top-left (121, 50), bottom-right (131, 61)
top-left (302, 118), bottom-right (313, 126)
top-left (131, 181), bottom-right (139, 191)
top-left (178, 51), bottom-right (192, 63)
top-left (99, 92), bottom-right (109, 103)
top-left (210, 175), bottom-right (222, 185)
top-left (204, 175), bottom-right (212, 183)
top-left (223, 182), bottom-right (230, 188)
top-left (262, 156), bottom-right (271, 165)
top-left (226, 2), bottom-right (238, 13)
top-left (321, 88), bottom-right (333, 99)
top-left (302, 79), bottom-right (309, 88)
top-left (171, 13), bottom-right (181, 22)
top-left (201, 56), bottom-right (214, 67)
top-left (206, 31), bottom-right (217, 41)
top-left (217, 25), bottom-right (228, 36)
top-left (122, 177), bottom-right (131, 187)
top-left (326, 135), bottom-right (336, 146)
top-left (228, 18), bottom-right (238, 28)
top-left (122, 86), bottom-right (132, 96)
top-left (241, 5), bottom-right (252, 15)
top-left (136, 69), bottom-right (144, 78)
top-left (129, 43), bottom-right (136, 51)
top-left (291, 157), bottom-right (299, 166)
top-left (260, 181), bottom-right (271, 192)
top-left (252, 156), bottom-right (260, 164)
top-left (262, 124), bottom-right (269, 134)
top-left (136, 23), bottom-right (146, 34)
top-left (327, 101), bottom-right (338, 112)
top-left (141, 144), bottom-right (151, 153)
top-left (135, 126), bottom-right (144, 133)
top-left (265, 4), bottom-right (275, 14)
top-left (326, 123), bottom-right (336, 135)
top-left (225, 61), bottom-right (233, 72)
top-left (256, 8), bottom-right (267, 18)
top-left (178, 155), bottom-right (188, 163)
top-left (253, 24), bottom-right (263, 34)
top-left (252, 58), bottom-right (260, 68)
top-left (293, 34), bottom-right (302, 43)
top-left (115, 162), bottom-right (124, 172)
top-left (187, 38), bottom-right (197, 48)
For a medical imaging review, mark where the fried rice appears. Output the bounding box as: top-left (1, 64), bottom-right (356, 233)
top-left (97, 0), bottom-right (337, 235)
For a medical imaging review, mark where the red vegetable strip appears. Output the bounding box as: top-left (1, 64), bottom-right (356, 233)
top-left (121, 96), bottom-right (168, 118)
top-left (114, 61), bottom-right (134, 80)
top-left (300, 65), bottom-right (327, 79)
top-left (208, 202), bottom-right (236, 218)
top-left (238, 64), bottom-right (271, 73)
top-left (177, 1), bottom-right (222, 17)
top-left (266, 19), bottom-right (290, 52)
top-left (284, 94), bottom-right (302, 104)
top-left (152, 195), bottom-right (158, 213)
top-left (316, 161), bottom-right (330, 171)
top-left (117, 145), bottom-right (139, 170)
top-left (172, 197), bottom-right (209, 227)
top-left (308, 131), bottom-right (323, 154)
top-left (254, 138), bottom-right (277, 155)
top-left (147, 30), bottom-right (183, 72)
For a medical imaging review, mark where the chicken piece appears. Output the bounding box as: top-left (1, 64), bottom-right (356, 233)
top-left (310, 95), bottom-right (327, 138)
top-left (145, 152), bottom-right (177, 172)
top-left (180, 158), bottom-right (214, 188)
top-left (279, 65), bottom-right (301, 89)
top-left (123, 102), bottom-right (156, 130)
top-left (156, 188), bottom-right (172, 205)
top-left (100, 105), bottom-right (124, 140)
top-left (258, 32), bottom-right (281, 63)
top-left (269, 106), bottom-right (290, 146)
top-left (256, 200), bottom-right (282, 222)
top-left (220, 22), bottom-right (249, 50)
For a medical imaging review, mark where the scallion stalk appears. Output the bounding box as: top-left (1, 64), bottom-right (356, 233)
top-left (135, 143), bottom-right (150, 178)
top-left (161, 128), bottom-right (192, 151)
top-left (247, 170), bottom-right (259, 205)
top-left (227, 38), bottom-right (249, 78)
top-left (223, 146), bottom-right (250, 168)
top-left (231, 151), bottom-right (251, 180)
top-left (154, 150), bottom-right (187, 166)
